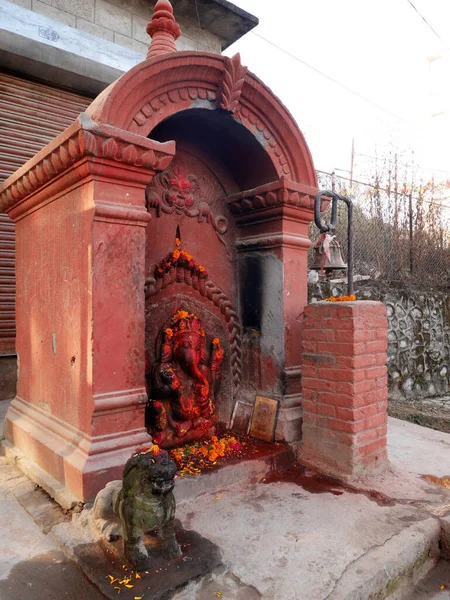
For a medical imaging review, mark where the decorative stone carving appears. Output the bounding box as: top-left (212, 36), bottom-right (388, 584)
top-left (93, 447), bottom-right (181, 571)
top-left (146, 166), bottom-right (228, 238)
top-left (0, 118), bottom-right (175, 211)
top-left (147, 309), bottom-right (224, 448)
top-left (226, 178), bottom-right (316, 216)
top-left (216, 53), bottom-right (248, 114)
top-left (145, 247), bottom-right (242, 394)
top-left (146, 0), bottom-right (181, 59)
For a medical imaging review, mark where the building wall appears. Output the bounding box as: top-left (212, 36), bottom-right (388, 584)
top-left (5, 0), bottom-right (222, 56)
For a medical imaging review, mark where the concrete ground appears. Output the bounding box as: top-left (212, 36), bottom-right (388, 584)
top-left (1, 397), bottom-right (450, 600)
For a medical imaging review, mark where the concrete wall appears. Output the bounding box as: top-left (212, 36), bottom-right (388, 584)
top-left (5, 0), bottom-right (222, 56)
top-left (309, 277), bottom-right (450, 401)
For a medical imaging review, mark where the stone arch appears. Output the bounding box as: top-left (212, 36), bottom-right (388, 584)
top-left (86, 52), bottom-right (317, 187)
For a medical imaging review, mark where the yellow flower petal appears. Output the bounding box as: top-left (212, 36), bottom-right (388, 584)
top-left (135, 573), bottom-right (141, 579)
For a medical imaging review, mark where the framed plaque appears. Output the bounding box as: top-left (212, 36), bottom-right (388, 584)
top-left (249, 396), bottom-right (279, 442)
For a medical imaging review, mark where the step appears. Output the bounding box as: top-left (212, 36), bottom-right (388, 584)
top-left (173, 443), bottom-right (295, 504)
top-left (326, 517), bottom-right (441, 600)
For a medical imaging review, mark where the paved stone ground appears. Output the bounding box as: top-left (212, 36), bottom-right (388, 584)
top-left (410, 560), bottom-right (450, 599)
top-left (1, 397), bottom-right (450, 600)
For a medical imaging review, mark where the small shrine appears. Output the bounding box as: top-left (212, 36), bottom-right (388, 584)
top-left (0, 0), bottom-right (322, 505)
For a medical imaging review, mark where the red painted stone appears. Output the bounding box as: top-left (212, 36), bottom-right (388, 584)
top-left (299, 301), bottom-right (389, 480)
top-left (146, 0), bottom-right (181, 59)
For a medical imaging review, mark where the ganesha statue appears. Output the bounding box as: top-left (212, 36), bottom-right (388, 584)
top-left (147, 309), bottom-right (225, 448)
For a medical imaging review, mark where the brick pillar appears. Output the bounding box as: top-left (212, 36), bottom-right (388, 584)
top-left (300, 301), bottom-right (389, 479)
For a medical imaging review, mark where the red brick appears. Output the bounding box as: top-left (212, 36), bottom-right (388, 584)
top-left (301, 388), bottom-right (318, 401)
top-left (316, 416), bottom-right (366, 433)
top-left (316, 403), bottom-right (336, 417)
top-left (366, 336), bottom-right (387, 354)
top-left (361, 413), bottom-right (387, 430)
top-left (302, 340), bottom-right (317, 353)
top-left (302, 328), bottom-right (336, 342)
top-left (335, 355), bottom-right (377, 370)
top-left (317, 367), bottom-right (366, 383)
top-left (365, 366), bottom-right (388, 380)
top-left (353, 329), bottom-right (378, 343)
top-left (336, 403), bottom-right (384, 421)
top-left (375, 328), bottom-right (388, 340)
top-left (303, 353), bottom-right (336, 366)
top-left (301, 365), bottom-right (317, 378)
top-left (313, 391), bottom-right (354, 407)
top-left (317, 427), bottom-right (354, 445)
top-left (355, 438), bottom-right (386, 458)
top-left (327, 318), bottom-right (355, 330)
top-left (316, 341), bottom-right (366, 356)
top-left (356, 426), bottom-right (387, 444)
top-left (301, 399), bottom-right (317, 414)
top-left (358, 389), bottom-right (388, 406)
top-left (353, 379), bottom-right (378, 393)
top-left (301, 377), bottom-right (336, 393)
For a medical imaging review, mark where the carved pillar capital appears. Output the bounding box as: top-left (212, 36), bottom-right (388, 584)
top-left (0, 115), bottom-right (175, 221)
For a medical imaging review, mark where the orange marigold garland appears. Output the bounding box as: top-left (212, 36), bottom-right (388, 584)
top-left (325, 295), bottom-right (357, 302)
top-left (155, 243), bottom-right (208, 280)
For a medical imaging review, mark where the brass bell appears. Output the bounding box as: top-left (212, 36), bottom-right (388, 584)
top-left (310, 233), bottom-right (347, 273)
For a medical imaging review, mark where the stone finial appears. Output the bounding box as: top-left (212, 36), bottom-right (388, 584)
top-left (146, 0), bottom-right (181, 59)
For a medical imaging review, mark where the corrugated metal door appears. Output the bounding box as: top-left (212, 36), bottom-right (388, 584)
top-left (0, 72), bottom-right (93, 354)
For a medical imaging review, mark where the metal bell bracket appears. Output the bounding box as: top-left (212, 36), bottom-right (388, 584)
top-left (314, 190), bottom-right (354, 296)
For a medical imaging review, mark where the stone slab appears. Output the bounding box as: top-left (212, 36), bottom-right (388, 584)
top-left (74, 526), bottom-right (222, 600)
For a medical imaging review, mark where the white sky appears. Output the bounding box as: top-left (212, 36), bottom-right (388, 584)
top-left (224, 0), bottom-right (450, 185)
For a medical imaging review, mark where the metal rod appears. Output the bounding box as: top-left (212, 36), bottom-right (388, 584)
top-left (409, 191), bottom-right (414, 275)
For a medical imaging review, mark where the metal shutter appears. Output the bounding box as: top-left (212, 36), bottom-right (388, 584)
top-left (0, 72), bottom-right (93, 354)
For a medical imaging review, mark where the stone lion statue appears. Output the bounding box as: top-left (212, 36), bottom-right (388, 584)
top-left (93, 448), bottom-right (181, 570)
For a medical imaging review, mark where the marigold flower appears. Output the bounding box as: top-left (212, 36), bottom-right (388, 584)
top-left (175, 237), bottom-right (181, 246)
top-left (173, 309), bottom-right (189, 322)
top-left (165, 328), bottom-right (173, 338)
top-left (198, 265), bottom-right (205, 272)
top-left (172, 250), bottom-right (181, 260)
top-left (208, 450), bottom-right (218, 462)
top-left (199, 446), bottom-right (208, 456)
top-left (212, 337), bottom-right (220, 345)
top-left (326, 294), bottom-right (357, 302)
top-left (211, 435), bottom-right (218, 442)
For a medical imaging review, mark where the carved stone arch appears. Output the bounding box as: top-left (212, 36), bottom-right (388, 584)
top-left (86, 52), bottom-right (317, 187)
top-left (145, 265), bottom-right (242, 394)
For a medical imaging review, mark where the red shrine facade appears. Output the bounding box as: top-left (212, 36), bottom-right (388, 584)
top-left (0, 0), bottom-right (319, 505)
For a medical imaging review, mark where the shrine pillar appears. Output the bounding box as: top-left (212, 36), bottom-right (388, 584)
top-left (227, 179), bottom-right (316, 442)
top-left (0, 115), bottom-right (174, 507)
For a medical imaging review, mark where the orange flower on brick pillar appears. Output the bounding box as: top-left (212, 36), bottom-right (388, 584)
top-left (0, 116), bottom-right (175, 507)
top-left (299, 300), bottom-right (389, 480)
